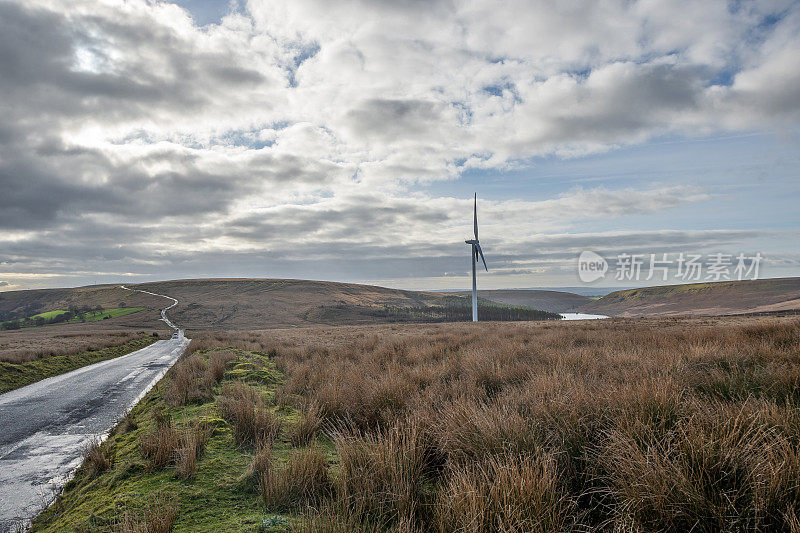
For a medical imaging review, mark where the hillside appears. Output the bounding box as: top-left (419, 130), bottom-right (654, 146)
top-left (0, 285), bottom-right (166, 328)
top-left (452, 289), bottom-right (592, 313)
top-left (4, 279), bottom-right (566, 331)
top-left (580, 277), bottom-right (800, 317)
top-left (126, 278), bottom-right (454, 329)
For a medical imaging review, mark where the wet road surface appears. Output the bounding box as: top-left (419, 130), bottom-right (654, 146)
top-left (0, 336), bottom-right (188, 532)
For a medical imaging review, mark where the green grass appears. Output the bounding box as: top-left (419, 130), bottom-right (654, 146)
top-left (25, 307), bottom-right (146, 326)
top-left (32, 349), bottom-right (305, 532)
top-left (30, 310), bottom-right (75, 320)
top-left (0, 336), bottom-right (158, 393)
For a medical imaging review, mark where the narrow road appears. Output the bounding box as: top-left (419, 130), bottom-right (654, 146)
top-left (0, 288), bottom-right (187, 532)
top-left (121, 285), bottom-right (182, 332)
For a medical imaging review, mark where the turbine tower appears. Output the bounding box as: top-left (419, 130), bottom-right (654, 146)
top-left (465, 193), bottom-right (488, 322)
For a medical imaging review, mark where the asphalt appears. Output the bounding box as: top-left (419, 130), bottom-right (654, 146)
top-left (0, 288), bottom-right (188, 532)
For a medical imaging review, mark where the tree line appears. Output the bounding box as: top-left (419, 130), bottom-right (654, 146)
top-left (319, 297), bottom-right (562, 323)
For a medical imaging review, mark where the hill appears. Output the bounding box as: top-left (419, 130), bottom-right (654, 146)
top-left (128, 278), bottom-right (449, 330)
top-left (0, 285), bottom-right (167, 328)
top-left (452, 289), bottom-right (592, 313)
top-left (580, 277), bottom-right (800, 317)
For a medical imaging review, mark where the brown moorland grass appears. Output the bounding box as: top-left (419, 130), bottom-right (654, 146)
top-left (0, 327), bottom-right (154, 363)
top-left (140, 417), bottom-right (211, 477)
top-left (186, 316), bottom-right (800, 531)
top-left (261, 445), bottom-right (332, 511)
top-left (217, 381), bottom-right (282, 447)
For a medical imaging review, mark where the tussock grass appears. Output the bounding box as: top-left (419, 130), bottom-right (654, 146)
top-left (261, 445), bottom-right (332, 511)
top-left (436, 452), bottom-right (575, 532)
top-left (140, 424), bottom-right (179, 470)
top-left (289, 401), bottom-right (323, 446)
top-left (33, 316), bottom-right (800, 532)
top-left (83, 437), bottom-right (113, 477)
top-left (165, 349), bottom-right (236, 406)
top-left (140, 418), bottom-right (211, 477)
top-left (218, 381), bottom-right (282, 446)
top-left (332, 418), bottom-right (434, 527)
top-left (264, 316), bottom-right (800, 530)
top-left (113, 494), bottom-right (178, 533)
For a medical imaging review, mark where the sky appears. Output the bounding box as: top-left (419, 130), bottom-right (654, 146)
top-left (0, 0), bottom-right (798, 293)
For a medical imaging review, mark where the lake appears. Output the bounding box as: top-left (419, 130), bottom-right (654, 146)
top-left (560, 313), bottom-right (609, 320)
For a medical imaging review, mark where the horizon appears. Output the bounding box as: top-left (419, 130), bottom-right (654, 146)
top-left (1, 0), bottom-right (798, 292)
top-left (6, 274), bottom-right (800, 299)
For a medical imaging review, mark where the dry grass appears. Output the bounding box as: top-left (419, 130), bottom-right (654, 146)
top-left (140, 417), bottom-right (211, 477)
top-left (261, 445), bottom-right (332, 511)
top-left (140, 424), bottom-right (180, 470)
top-left (164, 349), bottom-right (236, 406)
top-left (188, 316), bottom-right (800, 531)
top-left (113, 494), bottom-right (178, 533)
top-left (83, 437), bottom-right (113, 477)
top-left (0, 327), bottom-right (152, 363)
top-left (332, 419), bottom-right (434, 527)
top-left (436, 452), bottom-right (574, 533)
top-left (217, 381), bottom-right (282, 447)
top-left (289, 401), bottom-right (323, 446)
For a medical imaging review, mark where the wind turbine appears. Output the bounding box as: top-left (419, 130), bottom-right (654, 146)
top-left (465, 193), bottom-right (488, 322)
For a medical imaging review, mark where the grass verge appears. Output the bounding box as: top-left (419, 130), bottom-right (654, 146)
top-left (31, 347), bottom-right (296, 533)
top-left (0, 336), bottom-right (158, 393)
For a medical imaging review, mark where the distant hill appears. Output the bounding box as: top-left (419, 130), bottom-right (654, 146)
top-left (450, 289), bottom-right (592, 313)
top-left (580, 277), bottom-right (800, 317)
top-left (130, 278), bottom-right (452, 330)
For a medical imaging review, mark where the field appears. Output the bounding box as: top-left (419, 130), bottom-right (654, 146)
top-left (5, 307), bottom-right (147, 329)
top-left (33, 315), bottom-right (800, 532)
top-left (31, 307), bottom-right (146, 322)
top-left (582, 277), bottom-right (800, 317)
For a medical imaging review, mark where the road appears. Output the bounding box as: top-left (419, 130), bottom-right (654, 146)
top-left (0, 288), bottom-right (187, 532)
top-left (121, 285), bottom-right (181, 331)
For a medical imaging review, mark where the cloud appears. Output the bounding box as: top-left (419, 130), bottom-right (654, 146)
top-left (0, 0), bottom-right (798, 288)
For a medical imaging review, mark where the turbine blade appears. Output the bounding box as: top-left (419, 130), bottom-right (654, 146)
top-left (475, 242), bottom-right (488, 271)
top-left (473, 193), bottom-right (478, 240)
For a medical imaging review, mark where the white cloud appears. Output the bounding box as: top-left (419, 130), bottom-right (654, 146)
top-left (0, 0), bottom-right (798, 287)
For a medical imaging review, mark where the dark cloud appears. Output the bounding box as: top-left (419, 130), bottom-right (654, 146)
top-left (343, 99), bottom-right (447, 142)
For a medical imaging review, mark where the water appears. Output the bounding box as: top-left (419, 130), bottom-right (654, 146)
top-left (560, 313), bottom-right (609, 320)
